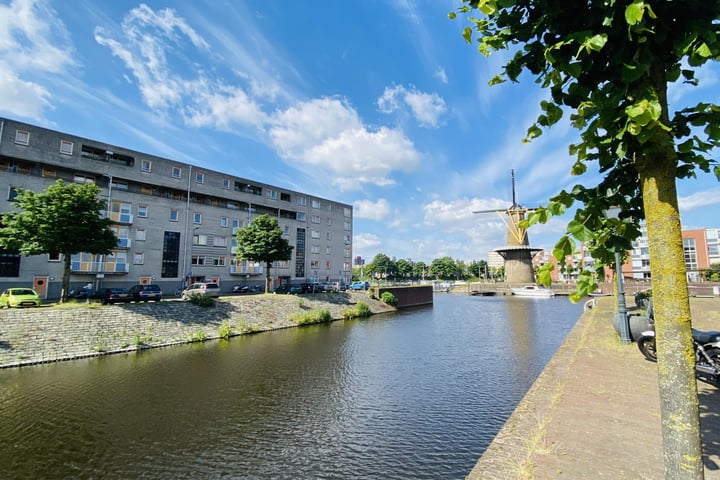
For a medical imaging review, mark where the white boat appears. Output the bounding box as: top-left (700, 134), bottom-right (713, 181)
top-left (511, 284), bottom-right (555, 297)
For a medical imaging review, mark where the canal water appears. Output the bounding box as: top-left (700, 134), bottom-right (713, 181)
top-left (0, 294), bottom-right (583, 480)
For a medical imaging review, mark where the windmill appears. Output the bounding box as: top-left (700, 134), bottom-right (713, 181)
top-left (473, 169), bottom-right (542, 285)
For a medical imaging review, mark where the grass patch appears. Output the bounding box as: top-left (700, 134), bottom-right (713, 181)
top-left (341, 302), bottom-right (372, 319)
top-left (289, 308), bottom-right (332, 325)
top-left (218, 321), bottom-right (234, 339)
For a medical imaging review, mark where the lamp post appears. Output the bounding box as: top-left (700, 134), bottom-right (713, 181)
top-left (605, 207), bottom-right (631, 343)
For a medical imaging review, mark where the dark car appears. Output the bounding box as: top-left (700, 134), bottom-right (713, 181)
top-left (128, 284), bottom-right (163, 302)
top-left (95, 288), bottom-right (132, 305)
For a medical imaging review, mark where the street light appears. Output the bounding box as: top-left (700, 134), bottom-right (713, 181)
top-left (605, 207), bottom-right (631, 343)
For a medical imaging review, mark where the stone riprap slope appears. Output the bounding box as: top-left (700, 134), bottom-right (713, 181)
top-left (0, 292), bottom-right (394, 368)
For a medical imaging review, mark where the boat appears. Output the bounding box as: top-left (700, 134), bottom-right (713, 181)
top-left (511, 284), bottom-right (555, 297)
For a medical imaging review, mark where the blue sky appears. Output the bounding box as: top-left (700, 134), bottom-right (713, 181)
top-left (2, 0), bottom-right (719, 264)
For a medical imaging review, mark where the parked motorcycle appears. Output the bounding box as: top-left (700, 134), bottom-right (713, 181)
top-left (637, 314), bottom-right (720, 387)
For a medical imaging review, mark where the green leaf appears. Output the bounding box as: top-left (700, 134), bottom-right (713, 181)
top-left (553, 235), bottom-right (575, 265)
top-left (625, 1), bottom-right (645, 25)
top-left (567, 220), bottom-right (594, 242)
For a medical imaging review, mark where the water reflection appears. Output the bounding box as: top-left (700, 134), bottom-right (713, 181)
top-left (0, 294), bottom-right (583, 480)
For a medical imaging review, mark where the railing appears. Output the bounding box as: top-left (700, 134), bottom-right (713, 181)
top-left (70, 261), bottom-right (130, 273)
top-left (230, 264), bottom-right (264, 275)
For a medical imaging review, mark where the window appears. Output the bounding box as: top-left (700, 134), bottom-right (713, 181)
top-left (220, 216), bottom-right (228, 228)
top-left (227, 201), bottom-right (240, 210)
top-left (193, 213), bottom-right (202, 224)
top-left (171, 166), bottom-right (182, 178)
top-left (311, 260), bottom-right (319, 269)
top-left (111, 179), bottom-right (129, 191)
top-left (222, 178), bottom-right (230, 189)
top-left (135, 228), bottom-right (146, 241)
top-left (327, 204), bottom-right (332, 212)
top-left (266, 189), bottom-right (277, 199)
top-left (344, 248), bottom-right (351, 257)
top-left (326, 232), bottom-right (332, 241)
top-left (326, 247), bottom-right (331, 255)
top-left (344, 235), bottom-right (351, 244)
top-left (169, 209), bottom-right (179, 221)
top-left (325, 260), bottom-right (331, 269)
top-left (60, 140), bottom-right (73, 155)
top-left (312, 200), bottom-right (321, 209)
top-left (133, 252), bottom-right (145, 265)
top-left (281, 192), bottom-right (291, 202)
top-left (48, 252), bottom-right (61, 262)
top-left (110, 201), bottom-right (132, 223)
top-left (284, 225), bottom-right (290, 234)
top-left (297, 212), bottom-right (306, 221)
top-left (74, 173), bottom-right (95, 184)
top-left (311, 245), bottom-right (320, 254)
top-left (213, 236), bottom-right (227, 247)
top-left (297, 197), bottom-right (307, 206)
top-left (311, 215), bottom-right (320, 224)
top-left (14, 130), bottom-right (29, 146)
top-left (141, 159), bottom-right (152, 172)
top-left (191, 255), bottom-right (206, 266)
top-left (327, 218), bottom-right (332, 226)
top-left (311, 230), bottom-right (320, 239)
top-left (344, 221), bottom-right (351, 231)
top-left (161, 231), bottom-right (180, 278)
top-left (213, 256), bottom-right (226, 266)
top-left (344, 207), bottom-right (351, 217)
top-left (195, 172), bottom-right (205, 184)
top-left (8, 187), bottom-right (19, 202)
top-left (193, 234), bottom-right (208, 246)
top-left (137, 204), bottom-right (148, 218)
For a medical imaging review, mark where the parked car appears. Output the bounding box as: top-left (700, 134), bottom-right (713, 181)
top-left (232, 284), bottom-right (261, 294)
top-left (67, 286), bottom-right (92, 299)
top-left (274, 284), bottom-right (300, 295)
top-left (128, 284), bottom-right (163, 302)
top-left (304, 283), bottom-right (323, 293)
top-left (350, 281), bottom-right (370, 290)
top-left (0, 288), bottom-right (41, 308)
top-left (94, 287), bottom-right (133, 305)
top-left (181, 282), bottom-right (220, 300)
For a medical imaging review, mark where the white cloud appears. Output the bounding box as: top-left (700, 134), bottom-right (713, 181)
top-left (679, 189), bottom-right (720, 211)
top-left (269, 97), bottom-right (421, 191)
top-left (354, 199), bottom-right (391, 221)
top-left (377, 84), bottom-right (447, 128)
top-left (353, 233), bottom-right (382, 252)
top-left (0, 0), bottom-right (74, 120)
top-left (434, 67), bottom-right (448, 84)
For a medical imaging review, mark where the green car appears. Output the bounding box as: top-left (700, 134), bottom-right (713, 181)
top-left (0, 288), bottom-right (42, 308)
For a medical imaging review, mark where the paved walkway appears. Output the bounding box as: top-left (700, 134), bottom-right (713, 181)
top-left (467, 296), bottom-right (720, 479)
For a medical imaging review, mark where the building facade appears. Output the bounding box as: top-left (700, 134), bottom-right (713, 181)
top-left (0, 118), bottom-right (353, 298)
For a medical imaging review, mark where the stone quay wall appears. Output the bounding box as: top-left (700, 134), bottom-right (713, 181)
top-left (0, 291), bottom-right (396, 369)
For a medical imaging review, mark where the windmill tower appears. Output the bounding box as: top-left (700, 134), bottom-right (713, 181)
top-left (474, 170), bottom-right (541, 285)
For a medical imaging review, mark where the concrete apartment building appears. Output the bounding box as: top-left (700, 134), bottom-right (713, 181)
top-left (0, 117), bottom-right (353, 299)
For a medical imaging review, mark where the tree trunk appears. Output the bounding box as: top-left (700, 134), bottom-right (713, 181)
top-left (639, 160), bottom-right (703, 478)
top-left (61, 254), bottom-right (72, 302)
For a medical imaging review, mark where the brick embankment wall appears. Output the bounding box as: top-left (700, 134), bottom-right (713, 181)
top-left (0, 292), bottom-right (394, 369)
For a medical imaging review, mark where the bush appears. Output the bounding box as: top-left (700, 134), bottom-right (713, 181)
top-left (341, 302), bottom-right (372, 319)
top-left (290, 308), bottom-right (332, 325)
top-left (218, 321), bottom-right (233, 339)
top-left (634, 290), bottom-right (652, 309)
top-left (188, 293), bottom-right (216, 307)
top-left (381, 291), bottom-right (398, 307)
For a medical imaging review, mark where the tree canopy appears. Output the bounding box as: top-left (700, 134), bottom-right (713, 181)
top-left (453, 1), bottom-right (719, 477)
top-left (0, 180), bottom-right (118, 300)
top-left (234, 214), bottom-right (293, 293)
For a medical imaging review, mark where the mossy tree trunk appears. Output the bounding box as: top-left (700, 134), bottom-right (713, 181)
top-left (637, 146), bottom-right (703, 478)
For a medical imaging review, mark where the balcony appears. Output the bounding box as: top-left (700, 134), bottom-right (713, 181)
top-left (109, 212), bottom-right (133, 224)
top-left (230, 264), bottom-right (264, 275)
top-left (71, 261), bottom-right (130, 274)
top-left (117, 238), bottom-right (132, 249)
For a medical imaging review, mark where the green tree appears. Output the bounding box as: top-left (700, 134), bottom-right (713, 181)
top-left (396, 258), bottom-right (414, 281)
top-left (366, 253), bottom-right (394, 283)
top-left (412, 261), bottom-right (429, 280)
top-left (453, 1), bottom-right (720, 476)
top-left (0, 180), bottom-right (117, 301)
top-left (429, 256), bottom-right (457, 280)
top-left (234, 214), bottom-right (293, 293)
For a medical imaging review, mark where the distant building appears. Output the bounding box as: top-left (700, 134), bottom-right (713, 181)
top-left (0, 117), bottom-right (353, 298)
